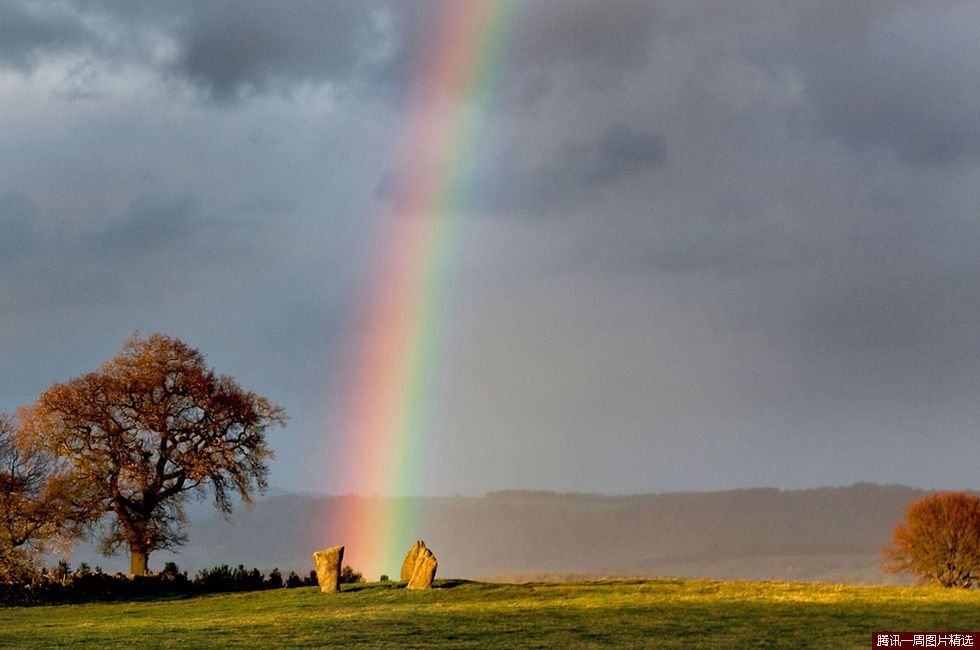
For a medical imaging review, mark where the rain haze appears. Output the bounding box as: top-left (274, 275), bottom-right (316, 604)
top-left (2, 0), bottom-right (980, 498)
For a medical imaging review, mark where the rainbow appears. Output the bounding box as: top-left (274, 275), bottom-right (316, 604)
top-left (329, 0), bottom-right (516, 580)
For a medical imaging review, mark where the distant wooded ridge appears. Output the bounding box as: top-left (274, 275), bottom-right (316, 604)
top-left (67, 483), bottom-right (951, 584)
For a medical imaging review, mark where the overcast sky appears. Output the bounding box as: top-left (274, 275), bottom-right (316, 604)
top-left (2, 0), bottom-right (980, 496)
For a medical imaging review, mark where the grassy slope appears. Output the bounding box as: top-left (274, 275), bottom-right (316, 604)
top-left (1, 579), bottom-right (978, 649)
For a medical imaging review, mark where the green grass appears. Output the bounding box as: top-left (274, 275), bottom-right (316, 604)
top-left (1, 579), bottom-right (978, 648)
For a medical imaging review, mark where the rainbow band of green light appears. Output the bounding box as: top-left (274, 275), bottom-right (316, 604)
top-left (332, 0), bottom-right (517, 580)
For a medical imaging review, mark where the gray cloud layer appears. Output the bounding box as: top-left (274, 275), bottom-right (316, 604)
top-left (2, 1), bottom-right (979, 495)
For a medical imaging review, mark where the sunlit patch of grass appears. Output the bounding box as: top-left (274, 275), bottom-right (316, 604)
top-left (0, 579), bottom-right (978, 648)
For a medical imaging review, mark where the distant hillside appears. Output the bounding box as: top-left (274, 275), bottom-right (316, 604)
top-left (68, 484), bottom-right (929, 584)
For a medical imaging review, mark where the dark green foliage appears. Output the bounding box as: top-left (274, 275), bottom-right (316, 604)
top-left (0, 560), bottom-right (303, 605)
top-left (161, 562), bottom-right (184, 580)
top-left (266, 568), bottom-right (283, 589)
top-left (193, 565), bottom-right (234, 592)
top-left (195, 564), bottom-right (265, 593)
top-left (340, 565), bottom-right (364, 584)
top-left (0, 559), bottom-right (368, 605)
top-left (285, 571), bottom-right (303, 588)
top-left (0, 564), bottom-right (191, 606)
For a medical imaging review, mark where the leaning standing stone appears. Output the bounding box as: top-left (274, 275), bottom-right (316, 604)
top-left (400, 540), bottom-right (426, 582)
top-left (406, 546), bottom-right (438, 590)
top-left (312, 545), bottom-right (344, 593)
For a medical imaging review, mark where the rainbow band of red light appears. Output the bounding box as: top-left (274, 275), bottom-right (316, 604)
top-left (332, 0), bottom-right (516, 580)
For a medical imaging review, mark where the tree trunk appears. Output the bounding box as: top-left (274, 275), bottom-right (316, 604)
top-left (130, 547), bottom-right (148, 576)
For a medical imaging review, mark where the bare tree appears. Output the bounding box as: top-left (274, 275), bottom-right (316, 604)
top-left (18, 333), bottom-right (287, 576)
top-left (883, 492), bottom-right (980, 588)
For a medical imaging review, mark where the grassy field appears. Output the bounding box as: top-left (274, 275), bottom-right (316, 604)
top-left (1, 578), bottom-right (978, 648)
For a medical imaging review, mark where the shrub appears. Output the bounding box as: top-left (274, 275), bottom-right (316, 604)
top-left (161, 562), bottom-right (184, 580)
top-left (0, 560), bottom-right (329, 605)
top-left (266, 568), bottom-right (283, 589)
top-left (195, 565), bottom-right (235, 592)
top-left (340, 565), bottom-right (364, 584)
top-left (884, 492), bottom-right (980, 588)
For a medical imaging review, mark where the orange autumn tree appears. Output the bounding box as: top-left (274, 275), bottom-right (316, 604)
top-left (0, 412), bottom-right (86, 582)
top-left (18, 333), bottom-right (287, 576)
top-left (883, 492), bottom-right (980, 588)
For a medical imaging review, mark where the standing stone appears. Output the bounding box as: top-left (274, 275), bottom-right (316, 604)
top-left (406, 546), bottom-right (438, 590)
top-left (312, 545), bottom-right (344, 593)
top-left (400, 540), bottom-right (426, 582)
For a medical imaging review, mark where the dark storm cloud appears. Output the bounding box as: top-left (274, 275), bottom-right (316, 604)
top-left (570, 126), bottom-right (666, 186)
top-left (473, 125), bottom-right (665, 214)
top-left (0, 0), bottom-right (662, 104)
top-left (165, 0), bottom-right (382, 101)
top-left (780, 2), bottom-right (980, 163)
top-left (0, 0), bottom-right (385, 100)
top-left (669, 0), bottom-right (980, 164)
top-left (6, 0), bottom-right (980, 495)
top-left (513, 0), bottom-right (658, 70)
top-left (448, 1), bottom-right (980, 445)
top-left (500, 1), bottom-right (980, 164)
top-left (6, 0), bottom-right (976, 168)
top-left (0, 2), bottom-right (93, 69)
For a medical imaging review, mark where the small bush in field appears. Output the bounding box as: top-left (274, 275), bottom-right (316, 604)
top-left (285, 571), bottom-right (303, 588)
top-left (884, 492), bottom-right (980, 588)
top-left (266, 568), bottom-right (283, 589)
top-left (340, 565), bottom-right (364, 584)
